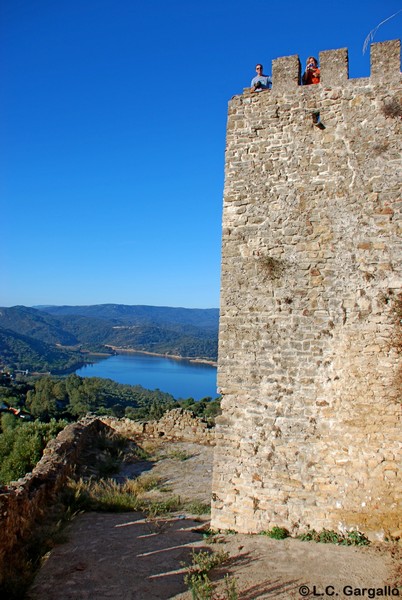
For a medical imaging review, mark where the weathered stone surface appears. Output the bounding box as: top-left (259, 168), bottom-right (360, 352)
top-left (101, 409), bottom-right (215, 445)
top-left (211, 40), bottom-right (401, 540)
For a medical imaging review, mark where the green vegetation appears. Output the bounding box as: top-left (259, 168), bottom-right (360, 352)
top-left (202, 528), bottom-right (220, 540)
top-left (0, 414), bottom-right (68, 484)
top-left (222, 574), bottom-right (239, 600)
top-left (177, 396), bottom-right (221, 425)
top-left (185, 573), bottom-right (214, 600)
top-left (182, 549), bottom-right (237, 600)
top-left (22, 374), bottom-right (220, 422)
top-left (184, 500), bottom-right (211, 515)
top-left (298, 528), bottom-right (370, 546)
top-left (259, 526), bottom-right (290, 539)
top-left (162, 448), bottom-right (194, 461)
top-left (64, 475), bottom-right (211, 517)
top-left (25, 374), bottom-right (178, 420)
top-left (1, 373), bottom-right (221, 426)
top-left (65, 477), bottom-right (152, 513)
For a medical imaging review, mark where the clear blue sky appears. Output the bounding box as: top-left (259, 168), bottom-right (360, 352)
top-left (1, 1), bottom-right (401, 309)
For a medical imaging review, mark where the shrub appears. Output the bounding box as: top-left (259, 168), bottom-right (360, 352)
top-left (0, 419), bottom-right (68, 484)
top-left (260, 526), bottom-right (289, 539)
top-left (184, 573), bottom-right (214, 600)
top-left (182, 550), bottom-right (232, 600)
top-left (298, 528), bottom-right (370, 546)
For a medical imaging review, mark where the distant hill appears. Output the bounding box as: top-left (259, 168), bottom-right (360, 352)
top-left (40, 304), bottom-right (219, 329)
top-left (0, 304), bottom-right (219, 372)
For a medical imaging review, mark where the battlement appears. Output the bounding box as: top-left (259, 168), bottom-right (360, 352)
top-left (247, 39), bottom-right (400, 92)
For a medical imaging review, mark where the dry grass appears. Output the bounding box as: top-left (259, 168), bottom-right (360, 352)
top-left (64, 473), bottom-right (212, 520)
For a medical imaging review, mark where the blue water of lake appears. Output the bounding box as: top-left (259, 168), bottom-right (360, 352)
top-left (75, 353), bottom-right (218, 401)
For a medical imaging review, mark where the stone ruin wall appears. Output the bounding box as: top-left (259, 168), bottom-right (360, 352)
top-left (211, 40), bottom-right (401, 540)
top-left (0, 417), bottom-right (106, 588)
top-left (102, 408), bottom-right (215, 445)
top-left (0, 410), bottom-right (212, 586)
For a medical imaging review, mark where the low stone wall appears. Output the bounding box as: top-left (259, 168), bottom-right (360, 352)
top-left (0, 416), bottom-right (109, 588)
top-left (102, 408), bottom-right (216, 446)
top-left (0, 410), bottom-right (215, 588)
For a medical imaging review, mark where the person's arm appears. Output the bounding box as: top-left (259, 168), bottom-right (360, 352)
top-left (251, 76), bottom-right (259, 91)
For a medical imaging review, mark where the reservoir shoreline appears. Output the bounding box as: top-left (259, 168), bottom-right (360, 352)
top-left (104, 345), bottom-right (217, 368)
top-left (75, 351), bottom-right (218, 400)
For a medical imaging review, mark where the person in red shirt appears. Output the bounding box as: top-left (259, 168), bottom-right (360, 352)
top-left (302, 56), bottom-right (320, 85)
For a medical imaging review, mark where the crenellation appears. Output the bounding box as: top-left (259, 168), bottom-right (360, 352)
top-left (212, 40), bottom-right (401, 539)
top-left (370, 39), bottom-right (401, 82)
top-left (320, 48), bottom-right (349, 85)
top-left (271, 54), bottom-right (301, 91)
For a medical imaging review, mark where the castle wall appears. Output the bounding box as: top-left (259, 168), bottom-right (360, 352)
top-left (211, 41), bottom-right (401, 539)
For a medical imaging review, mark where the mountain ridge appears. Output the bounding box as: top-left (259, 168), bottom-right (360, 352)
top-left (38, 304), bottom-right (219, 328)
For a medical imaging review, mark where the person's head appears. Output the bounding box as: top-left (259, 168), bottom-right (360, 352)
top-left (306, 57), bottom-right (318, 68)
top-left (255, 64), bottom-right (264, 74)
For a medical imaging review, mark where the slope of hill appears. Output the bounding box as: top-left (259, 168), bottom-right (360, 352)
top-left (0, 306), bottom-right (78, 346)
top-left (0, 327), bottom-right (84, 373)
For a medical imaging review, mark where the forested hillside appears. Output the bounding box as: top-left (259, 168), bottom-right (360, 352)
top-left (0, 304), bottom-right (219, 373)
top-left (0, 328), bottom-right (84, 373)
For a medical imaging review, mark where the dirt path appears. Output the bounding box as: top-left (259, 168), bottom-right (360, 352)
top-left (27, 441), bottom-right (401, 599)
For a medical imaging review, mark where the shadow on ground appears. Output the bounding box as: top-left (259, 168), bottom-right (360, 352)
top-left (27, 512), bottom-right (209, 600)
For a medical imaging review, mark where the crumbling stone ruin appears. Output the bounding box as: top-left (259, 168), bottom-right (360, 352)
top-left (102, 408), bottom-right (215, 445)
top-left (211, 40), bottom-right (401, 540)
top-left (0, 410), bottom-right (212, 587)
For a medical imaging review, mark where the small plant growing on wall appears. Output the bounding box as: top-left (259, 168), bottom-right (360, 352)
top-left (256, 254), bottom-right (285, 280)
top-left (382, 96), bottom-right (402, 119)
top-left (380, 290), bottom-right (402, 350)
top-left (372, 141), bottom-right (389, 156)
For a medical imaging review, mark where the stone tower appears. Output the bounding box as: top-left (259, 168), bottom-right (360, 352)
top-left (211, 41), bottom-right (401, 540)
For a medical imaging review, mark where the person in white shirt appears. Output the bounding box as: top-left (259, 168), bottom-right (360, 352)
top-left (251, 64), bottom-right (272, 92)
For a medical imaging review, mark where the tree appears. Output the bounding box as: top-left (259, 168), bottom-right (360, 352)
top-left (26, 376), bottom-right (58, 420)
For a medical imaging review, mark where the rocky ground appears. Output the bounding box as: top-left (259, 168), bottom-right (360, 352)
top-left (27, 440), bottom-right (401, 600)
